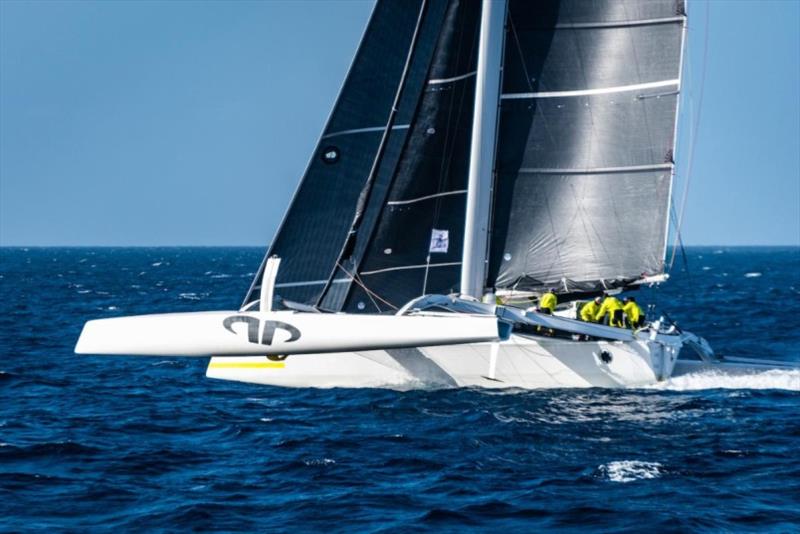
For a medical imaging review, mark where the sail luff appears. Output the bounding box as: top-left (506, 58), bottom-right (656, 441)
top-left (460, 0), bottom-right (507, 299)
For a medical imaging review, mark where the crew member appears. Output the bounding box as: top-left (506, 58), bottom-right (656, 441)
top-left (580, 297), bottom-right (602, 322)
top-left (623, 296), bottom-right (645, 329)
top-left (538, 288), bottom-right (557, 314)
top-left (595, 294), bottom-right (624, 327)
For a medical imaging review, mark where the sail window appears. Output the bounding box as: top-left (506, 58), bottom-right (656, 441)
top-left (321, 146), bottom-right (340, 164)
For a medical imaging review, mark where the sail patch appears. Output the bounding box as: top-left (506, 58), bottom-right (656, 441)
top-left (429, 229), bottom-right (449, 253)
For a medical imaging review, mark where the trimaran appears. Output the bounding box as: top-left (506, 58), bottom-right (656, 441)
top-left (77, 0), bottom-right (730, 389)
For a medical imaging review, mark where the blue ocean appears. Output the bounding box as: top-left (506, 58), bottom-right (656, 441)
top-left (1, 247), bottom-right (798, 531)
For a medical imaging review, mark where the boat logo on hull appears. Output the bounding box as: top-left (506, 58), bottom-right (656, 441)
top-left (222, 315), bottom-right (301, 346)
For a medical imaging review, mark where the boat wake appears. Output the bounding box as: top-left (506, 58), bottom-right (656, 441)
top-left (647, 368), bottom-right (800, 391)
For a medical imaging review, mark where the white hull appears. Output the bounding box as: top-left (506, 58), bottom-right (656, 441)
top-left (74, 310), bottom-right (499, 356)
top-left (206, 332), bottom-right (681, 390)
top-left (75, 296), bottom-right (702, 390)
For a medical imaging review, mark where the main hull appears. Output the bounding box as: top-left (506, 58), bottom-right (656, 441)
top-left (206, 333), bottom-right (680, 389)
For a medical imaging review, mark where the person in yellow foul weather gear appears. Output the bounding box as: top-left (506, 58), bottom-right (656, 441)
top-left (538, 288), bottom-right (557, 315)
top-left (595, 294), bottom-right (624, 327)
top-left (623, 296), bottom-right (645, 329)
top-left (580, 297), bottom-right (602, 322)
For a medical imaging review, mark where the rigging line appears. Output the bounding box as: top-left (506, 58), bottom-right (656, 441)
top-left (500, 5), bottom-right (557, 183)
top-left (336, 261), bottom-right (398, 312)
top-left (507, 4), bottom-right (558, 148)
top-left (668, 202), bottom-right (693, 287)
top-left (422, 254), bottom-right (431, 296)
top-left (539, 191), bottom-right (567, 284)
top-left (508, 11), bottom-right (535, 94)
top-left (569, 183), bottom-right (600, 261)
top-left (346, 264), bottom-right (381, 312)
top-left (670, 0), bottom-right (710, 270)
top-left (506, 6), bottom-right (558, 160)
top-left (315, 0), bottom-right (430, 310)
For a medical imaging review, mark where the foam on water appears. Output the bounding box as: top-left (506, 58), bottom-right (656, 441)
top-left (648, 369), bottom-right (800, 391)
top-left (599, 461), bottom-right (663, 483)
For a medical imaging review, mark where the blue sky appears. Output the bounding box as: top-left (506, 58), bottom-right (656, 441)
top-left (1, 0), bottom-right (798, 246)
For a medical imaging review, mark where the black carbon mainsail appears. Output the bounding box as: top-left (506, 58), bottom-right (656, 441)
top-left (487, 0), bottom-right (685, 294)
top-left (245, 0), bottom-right (686, 312)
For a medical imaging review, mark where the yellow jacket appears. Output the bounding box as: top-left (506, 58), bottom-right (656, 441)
top-left (580, 301), bottom-right (600, 322)
top-left (623, 301), bottom-right (643, 325)
top-left (539, 292), bottom-right (557, 312)
top-left (595, 296), bottom-right (623, 324)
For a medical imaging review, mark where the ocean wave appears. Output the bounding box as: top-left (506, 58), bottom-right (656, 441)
top-left (3, 247), bottom-right (799, 531)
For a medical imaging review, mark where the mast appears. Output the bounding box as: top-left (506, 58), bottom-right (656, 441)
top-left (460, 0), bottom-right (506, 299)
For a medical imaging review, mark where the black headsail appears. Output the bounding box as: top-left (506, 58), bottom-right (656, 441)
top-left (242, 0), bottom-right (450, 310)
top-left (487, 0), bottom-right (686, 295)
top-left (339, 0), bottom-right (483, 313)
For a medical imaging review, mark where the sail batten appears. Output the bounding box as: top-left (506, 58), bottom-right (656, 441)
top-left (321, 124), bottom-right (411, 139)
top-left (501, 79), bottom-right (679, 99)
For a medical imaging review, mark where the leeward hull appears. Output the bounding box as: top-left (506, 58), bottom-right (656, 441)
top-left (206, 333), bottom-right (680, 390)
